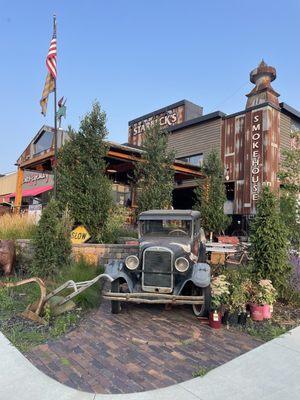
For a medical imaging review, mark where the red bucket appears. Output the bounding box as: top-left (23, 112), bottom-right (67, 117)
top-left (209, 311), bottom-right (222, 329)
top-left (250, 304), bottom-right (264, 321)
top-left (262, 304), bottom-right (272, 319)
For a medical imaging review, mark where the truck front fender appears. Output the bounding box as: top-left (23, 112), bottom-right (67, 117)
top-left (104, 260), bottom-right (134, 293)
top-left (191, 262), bottom-right (211, 288)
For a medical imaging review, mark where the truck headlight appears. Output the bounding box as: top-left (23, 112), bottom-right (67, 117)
top-left (175, 257), bottom-right (189, 272)
top-left (125, 255), bottom-right (139, 270)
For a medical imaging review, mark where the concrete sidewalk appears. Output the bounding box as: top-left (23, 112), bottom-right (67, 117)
top-left (0, 327), bottom-right (299, 400)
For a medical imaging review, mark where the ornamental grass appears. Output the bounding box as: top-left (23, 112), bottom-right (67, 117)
top-left (0, 213), bottom-right (36, 240)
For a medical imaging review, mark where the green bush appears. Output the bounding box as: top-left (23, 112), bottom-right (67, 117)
top-left (249, 187), bottom-right (290, 297)
top-left (101, 206), bottom-right (137, 243)
top-left (134, 124), bottom-right (175, 214)
top-left (57, 102), bottom-right (113, 243)
top-left (30, 199), bottom-right (72, 278)
top-left (60, 258), bottom-right (104, 309)
top-left (194, 150), bottom-right (231, 237)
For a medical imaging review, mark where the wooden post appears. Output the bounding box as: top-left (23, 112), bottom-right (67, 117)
top-left (14, 167), bottom-right (23, 213)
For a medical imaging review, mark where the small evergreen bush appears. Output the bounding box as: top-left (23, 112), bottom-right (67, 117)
top-left (57, 102), bottom-right (113, 243)
top-left (30, 199), bottom-right (72, 278)
top-left (135, 124), bottom-right (175, 213)
top-left (194, 150), bottom-right (231, 237)
top-left (249, 187), bottom-right (290, 296)
top-left (102, 206), bottom-right (127, 244)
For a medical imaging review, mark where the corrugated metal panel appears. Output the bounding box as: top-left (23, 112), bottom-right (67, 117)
top-left (280, 113), bottom-right (291, 153)
top-left (167, 119), bottom-right (222, 158)
top-left (0, 172), bottom-right (17, 196)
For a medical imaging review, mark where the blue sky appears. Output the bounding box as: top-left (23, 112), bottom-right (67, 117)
top-left (1, 0), bottom-right (299, 173)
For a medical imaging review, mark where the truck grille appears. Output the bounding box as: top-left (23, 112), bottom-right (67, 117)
top-left (142, 248), bottom-right (172, 290)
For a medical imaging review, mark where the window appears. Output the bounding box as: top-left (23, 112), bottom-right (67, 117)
top-left (34, 131), bottom-right (53, 154)
top-left (179, 153), bottom-right (203, 166)
top-left (140, 219), bottom-right (192, 237)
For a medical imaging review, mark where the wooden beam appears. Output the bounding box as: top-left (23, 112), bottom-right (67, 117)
top-left (107, 150), bottom-right (141, 162)
top-left (14, 167), bottom-right (23, 213)
top-left (172, 164), bottom-right (205, 178)
top-left (19, 150), bottom-right (55, 168)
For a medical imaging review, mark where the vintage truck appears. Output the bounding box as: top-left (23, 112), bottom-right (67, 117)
top-left (103, 210), bottom-right (211, 316)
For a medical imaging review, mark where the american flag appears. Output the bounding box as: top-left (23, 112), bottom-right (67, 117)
top-left (46, 34), bottom-right (57, 79)
top-left (40, 18), bottom-right (57, 116)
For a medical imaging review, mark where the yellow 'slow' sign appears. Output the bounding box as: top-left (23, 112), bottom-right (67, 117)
top-left (71, 225), bottom-right (91, 244)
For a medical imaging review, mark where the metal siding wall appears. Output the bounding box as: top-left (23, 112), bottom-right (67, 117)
top-left (280, 113), bottom-right (291, 154)
top-left (167, 119), bottom-right (222, 159)
top-left (263, 108), bottom-right (280, 192)
top-left (0, 173), bottom-right (17, 196)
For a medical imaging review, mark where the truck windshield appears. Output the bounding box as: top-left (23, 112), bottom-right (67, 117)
top-left (140, 219), bottom-right (192, 237)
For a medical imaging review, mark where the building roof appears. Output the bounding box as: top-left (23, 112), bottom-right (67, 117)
top-left (128, 99), bottom-right (202, 125)
top-left (167, 111), bottom-right (225, 133)
top-left (280, 102), bottom-right (300, 121)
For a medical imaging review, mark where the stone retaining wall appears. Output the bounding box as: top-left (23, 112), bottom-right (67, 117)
top-left (16, 239), bottom-right (138, 266)
top-left (72, 243), bottom-right (138, 265)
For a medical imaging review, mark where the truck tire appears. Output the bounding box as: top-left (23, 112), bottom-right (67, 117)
top-left (111, 279), bottom-right (121, 314)
top-left (192, 285), bottom-right (211, 317)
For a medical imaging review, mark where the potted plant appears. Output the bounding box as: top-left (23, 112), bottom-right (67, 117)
top-left (228, 283), bottom-right (248, 326)
top-left (209, 275), bottom-right (230, 329)
top-left (223, 271), bottom-right (249, 326)
top-left (259, 279), bottom-right (277, 319)
top-left (247, 282), bottom-right (264, 321)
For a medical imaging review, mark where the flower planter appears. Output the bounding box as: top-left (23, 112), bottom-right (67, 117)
top-left (250, 304), bottom-right (264, 321)
top-left (262, 304), bottom-right (272, 319)
top-left (221, 309), bottom-right (229, 325)
top-left (238, 312), bottom-right (248, 325)
top-left (228, 311), bottom-right (239, 326)
top-left (209, 311), bottom-right (222, 329)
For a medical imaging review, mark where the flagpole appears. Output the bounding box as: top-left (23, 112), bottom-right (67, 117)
top-left (53, 14), bottom-right (58, 199)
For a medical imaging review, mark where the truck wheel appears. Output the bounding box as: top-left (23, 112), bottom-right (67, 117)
top-left (111, 279), bottom-right (121, 314)
top-left (192, 285), bottom-right (211, 317)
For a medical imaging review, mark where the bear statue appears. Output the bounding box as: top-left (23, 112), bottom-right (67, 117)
top-left (0, 240), bottom-right (16, 277)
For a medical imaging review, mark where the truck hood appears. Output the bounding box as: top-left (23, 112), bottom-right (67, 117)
top-left (139, 237), bottom-right (193, 259)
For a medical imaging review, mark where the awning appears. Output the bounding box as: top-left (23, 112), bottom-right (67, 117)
top-left (9, 185), bottom-right (53, 198)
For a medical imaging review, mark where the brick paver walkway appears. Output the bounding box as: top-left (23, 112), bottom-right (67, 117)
top-left (26, 301), bottom-right (263, 394)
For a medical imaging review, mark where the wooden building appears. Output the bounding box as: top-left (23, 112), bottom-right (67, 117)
top-left (14, 61), bottom-right (299, 233)
top-left (0, 172), bottom-right (17, 203)
top-left (127, 61), bottom-right (299, 232)
top-left (14, 126), bottom-right (204, 212)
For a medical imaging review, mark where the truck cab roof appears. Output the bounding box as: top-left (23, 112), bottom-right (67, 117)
top-left (139, 210), bottom-right (200, 221)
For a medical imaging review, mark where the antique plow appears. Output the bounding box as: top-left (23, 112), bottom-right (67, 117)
top-left (0, 274), bottom-right (113, 324)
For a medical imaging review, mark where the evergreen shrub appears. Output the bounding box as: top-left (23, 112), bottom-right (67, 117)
top-left (30, 199), bottom-right (72, 278)
top-left (249, 187), bottom-right (290, 296)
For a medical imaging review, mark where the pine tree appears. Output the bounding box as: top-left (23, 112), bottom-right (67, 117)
top-left (194, 149), bottom-right (230, 237)
top-left (278, 131), bottom-right (300, 194)
top-left (135, 124), bottom-right (175, 213)
top-left (249, 186), bottom-right (290, 295)
top-left (56, 102), bottom-right (113, 242)
top-left (280, 193), bottom-right (300, 251)
top-left (278, 130), bottom-right (300, 251)
top-left (30, 199), bottom-right (72, 278)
